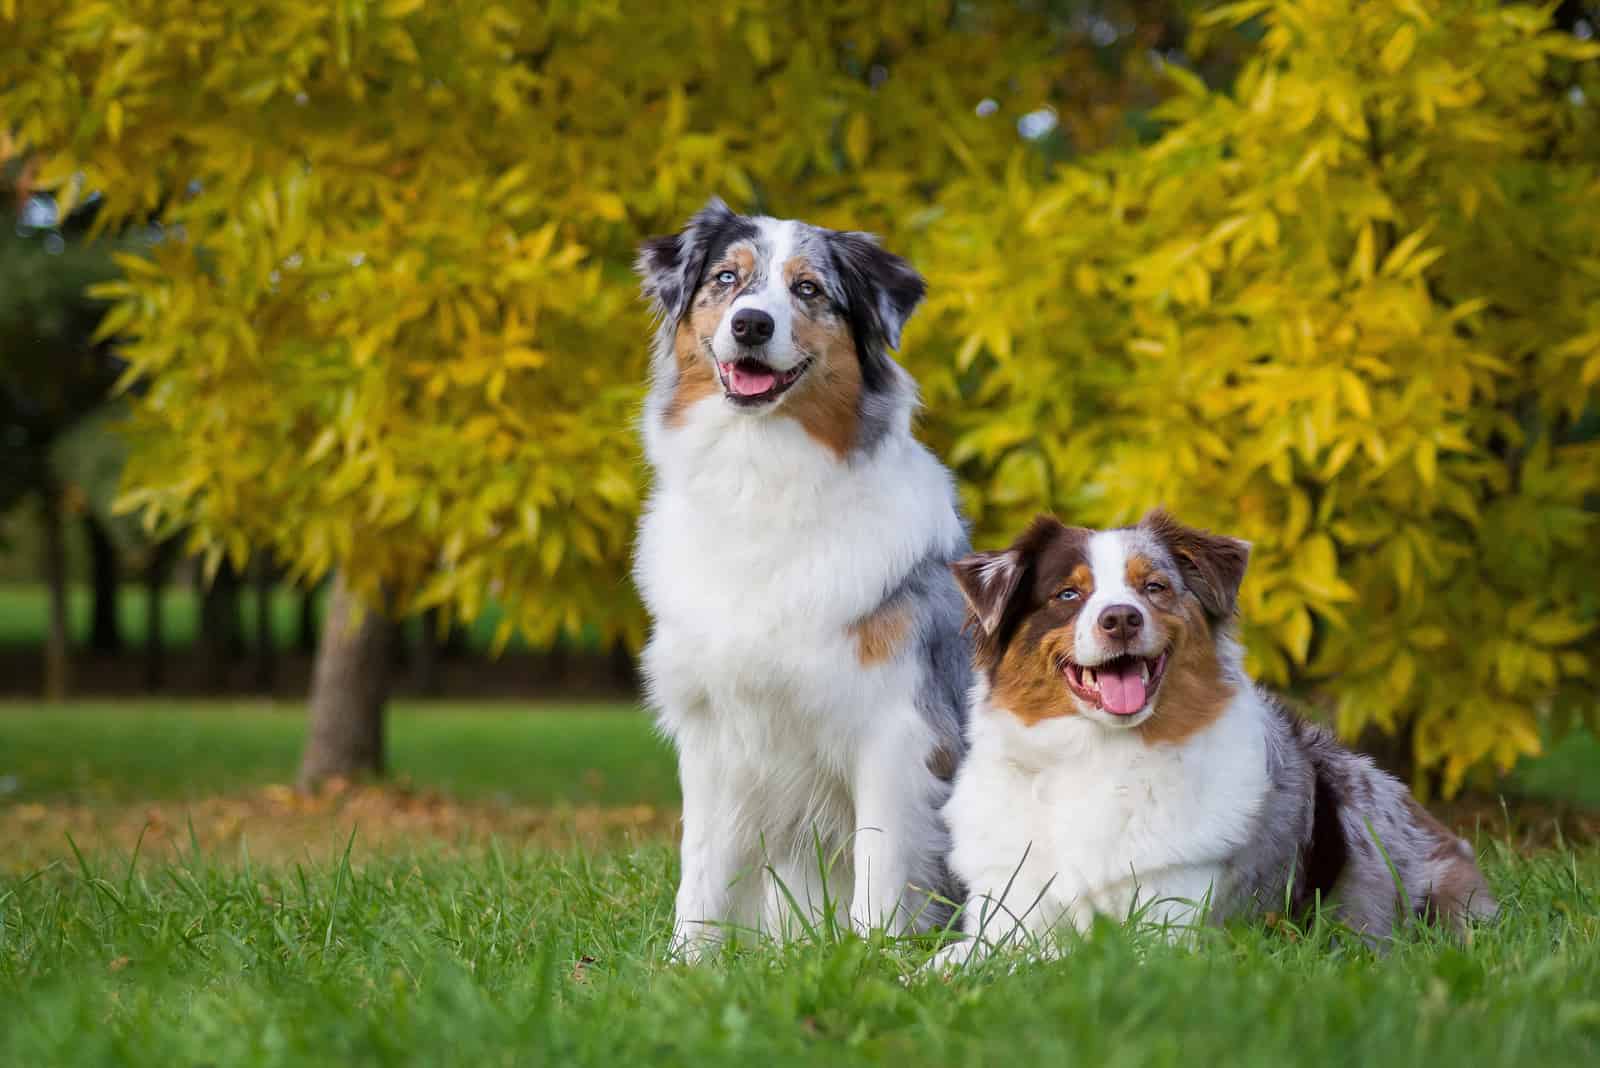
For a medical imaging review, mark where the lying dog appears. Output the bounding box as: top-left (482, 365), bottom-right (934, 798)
top-left (939, 510), bottom-right (1495, 961)
top-left (634, 199), bottom-right (970, 959)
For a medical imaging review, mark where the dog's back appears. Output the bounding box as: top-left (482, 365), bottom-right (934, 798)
top-left (1233, 701), bottom-right (1497, 935)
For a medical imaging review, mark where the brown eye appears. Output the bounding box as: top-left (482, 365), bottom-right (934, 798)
top-left (794, 280), bottom-right (819, 298)
top-left (1145, 581), bottom-right (1167, 594)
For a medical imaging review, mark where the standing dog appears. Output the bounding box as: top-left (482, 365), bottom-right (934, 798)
top-left (633, 198), bottom-right (970, 958)
top-left (939, 511), bottom-right (1495, 962)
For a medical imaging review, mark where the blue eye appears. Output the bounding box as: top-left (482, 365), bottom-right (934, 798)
top-left (1057, 588), bottom-right (1080, 602)
top-left (716, 270), bottom-right (737, 285)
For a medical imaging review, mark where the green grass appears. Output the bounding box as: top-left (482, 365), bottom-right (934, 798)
top-left (3, 703), bottom-right (1599, 1065)
top-left (2, 839), bottom-right (1598, 1066)
top-left (0, 701), bottom-right (677, 806)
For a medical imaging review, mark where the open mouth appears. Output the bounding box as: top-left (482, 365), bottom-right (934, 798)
top-left (1063, 652), bottom-right (1169, 717)
top-left (716, 357), bottom-right (812, 406)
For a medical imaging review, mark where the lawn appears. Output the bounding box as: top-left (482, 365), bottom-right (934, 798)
top-left (3, 701), bottom-right (1599, 1067)
top-left (0, 700), bottom-right (676, 806)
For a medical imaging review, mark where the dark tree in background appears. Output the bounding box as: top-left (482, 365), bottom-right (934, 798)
top-left (0, 164), bottom-right (122, 699)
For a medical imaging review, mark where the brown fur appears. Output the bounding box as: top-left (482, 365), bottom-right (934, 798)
top-left (664, 318), bottom-right (720, 427)
top-left (784, 257), bottom-right (861, 459)
top-left (1124, 553), bottom-right (1237, 746)
top-left (969, 522), bottom-right (1096, 726)
top-left (926, 743), bottom-right (960, 783)
top-left (849, 602), bottom-right (910, 666)
top-left (992, 625), bottom-right (1082, 726)
top-left (1404, 796), bottom-right (1496, 925)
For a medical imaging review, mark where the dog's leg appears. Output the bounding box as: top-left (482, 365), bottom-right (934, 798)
top-left (671, 744), bottom-right (757, 962)
top-left (849, 719), bottom-right (942, 935)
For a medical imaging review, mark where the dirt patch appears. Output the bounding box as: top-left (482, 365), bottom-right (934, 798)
top-left (3, 788), bottom-right (1589, 874)
top-left (2, 780), bottom-right (680, 871)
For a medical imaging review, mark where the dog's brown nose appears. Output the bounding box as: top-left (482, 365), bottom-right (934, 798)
top-left (731, 308), bottom-right (774, 346)
top-left (1098, 604), bottom-right (1143, 641)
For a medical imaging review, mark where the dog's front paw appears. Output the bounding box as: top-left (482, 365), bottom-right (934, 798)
top-left (926, 938), bottom-right (977, 975)
top-left (668, 921), bottom-right (719, 964)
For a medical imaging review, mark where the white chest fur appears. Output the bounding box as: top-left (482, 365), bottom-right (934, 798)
top-left (636, 409), bottom-right (961, 733)
top-left (945, 683), bottom-right (1270, 941)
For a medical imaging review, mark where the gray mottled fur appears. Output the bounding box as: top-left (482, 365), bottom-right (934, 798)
top-left (851, 541), bottom-right (974, 918)
top-left (1220, 688), bottom-right (1497, 938)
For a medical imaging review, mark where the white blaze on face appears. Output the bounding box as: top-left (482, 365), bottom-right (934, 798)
top-left (1075, 529), bottom-right (1133, 663)
top-left (1071, 529), bottom-right (1167, 719)
top-left (710, 218), bottom-right (805, 373)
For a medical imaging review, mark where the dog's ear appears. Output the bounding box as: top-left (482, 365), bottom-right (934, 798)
top-left (636, 196), bottom-right (742, 323)
top-left (1140, 509), bottom-right (1251, 622)
top-left (828, 231), bottom-right (926, 391)
top-left (950, 550), bottom-right (1025, 637)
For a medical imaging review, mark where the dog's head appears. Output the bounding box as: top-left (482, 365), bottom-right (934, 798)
top-left (636, 198), bottom-right (925, 454)
top-left (951, 511), bottom-right (1250, 739)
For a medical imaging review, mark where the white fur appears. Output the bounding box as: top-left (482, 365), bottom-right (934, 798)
top-left (941, 673), bottom-right (1269, 962)
top-left (636, 361), bottom-right (965, 958)
top-left (1076, 531), bottom-right (1135, 655)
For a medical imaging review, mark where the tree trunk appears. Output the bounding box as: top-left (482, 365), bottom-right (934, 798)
top-left (39, 484), bottom-right (70, 701)
top-left (143, 537), bottom-right (178, 692)
top-left (199, 558), bottom-right (244, 690)
top-left (297, 573), bottom-right (396, 790)
top-left (252, 553), bottom-right (276, 693)
top-left (297, 584), bottom-right (319, 654)
top-left (609, 638), bottom-right (638, 692)
top-left (413, 606), bottom-right (443, 696)
top-left (84, 513), bottom-right (122, 653)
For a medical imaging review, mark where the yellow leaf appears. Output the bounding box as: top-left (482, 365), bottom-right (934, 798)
top-left (1525, 616), bottom-right (1595, 646)
top-left (1379, 24), bottom-right (1416, 74)
top-left (845, 113), bottom-right (870, 167)
top-left (1279, 607), bottom-right (1312, 665)
top-left (1413, 439), bottom-right (1436, 488)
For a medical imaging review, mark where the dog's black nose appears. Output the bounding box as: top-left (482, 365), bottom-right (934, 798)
top-left (1098, 604), bottom-right (1143, 640)
top-left (730, 308), bottom-right (775, 346)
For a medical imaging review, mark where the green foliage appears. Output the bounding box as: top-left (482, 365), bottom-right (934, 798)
top-left (5, 0), bottom-right (1598, 785)
top-left (919, 0), bottom-right (1600, 793)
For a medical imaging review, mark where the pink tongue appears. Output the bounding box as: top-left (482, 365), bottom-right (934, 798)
top-left (1098, 662), bottom-right (1148, 716)
top-left (727, 363), bottom-right (777, 396)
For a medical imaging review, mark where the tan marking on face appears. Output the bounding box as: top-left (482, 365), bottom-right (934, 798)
top-left (1135, 590), bottom-right (1235, 746)
top-left (722, 245), bottom-right (756, 280)
top-left (783, 256), bottom-right (813, 287)
top-left (664, 318), bottom-right (718, 427)
top-left (992, 623), bottom-right (1079, 725)
top-left (1062, 563), bottom-right (1094, 598)
top-left (850, 601), bottom-right (909, 665)
top-left (782, 274), bottom-right (861, 459)
top-left (664, 250), bottom-right (758, 426)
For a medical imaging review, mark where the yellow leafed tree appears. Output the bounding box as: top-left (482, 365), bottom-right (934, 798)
top-left (3, 0), bottom-right (1597, 792)
top-left (917, 0), bottom-right (1600, 793)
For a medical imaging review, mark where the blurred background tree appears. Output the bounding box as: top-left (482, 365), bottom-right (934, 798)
top-left (1, 0), bottom-right (1594, 793)
top-left (0, 158), bottom-right (123, 700)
